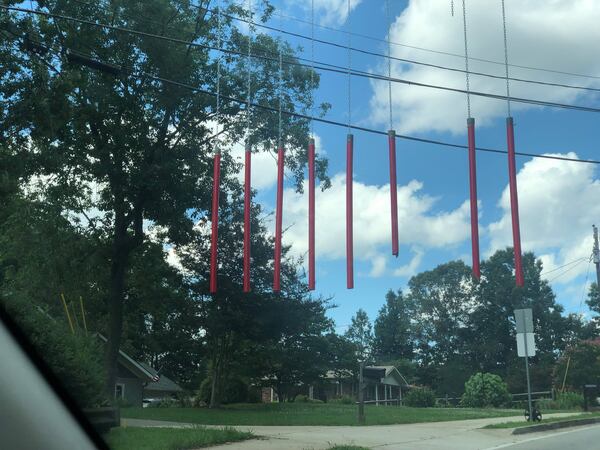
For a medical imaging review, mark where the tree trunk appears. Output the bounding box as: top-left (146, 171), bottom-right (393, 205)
top-left (104, 199), bottom-right (132, 400)
top-left (276, 383), bottom-right (285, 403)
top-left (209, 358), bottom-right (222, 409)
top-left (209, 337), bottom-right (225, 408)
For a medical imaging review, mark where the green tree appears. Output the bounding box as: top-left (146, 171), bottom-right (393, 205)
top-left (553, 340), bottom-right (600, 391)
top-left (472, 249), bottom-right (570, 392)
top-left (1, 0), bottom-right (327, 394)
top-left (345, 308), bottom-right (373, 361)
top-left (406, 260), bottom-right (474, 386)
top-left (373, 289), bottom-right (414, 360)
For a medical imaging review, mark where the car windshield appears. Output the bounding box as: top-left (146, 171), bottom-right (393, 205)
top-left (2, 1), bottom-right (600, 449)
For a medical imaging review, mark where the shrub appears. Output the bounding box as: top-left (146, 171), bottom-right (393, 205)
top-left (461, 372), bottom-right (510, 408)
top-left (2, 299), bottom-right (106, 408)
top-left (294, 394), bottom-right (309, 403)
top-left (537, 391), bottom-right (584, 411)
top-left (330, 395), bottom-right (354, 404)
top-left (404, 387), bottom-right (436, 407)
top-left (199, 377), bottom-right (249, 404)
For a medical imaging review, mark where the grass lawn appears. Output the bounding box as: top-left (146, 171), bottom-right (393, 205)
top-left (483, 411), bottom-right (598, 429)
top-left (122, 403), bottom-right (522, 426)
top-left (105, 426), bottom-right (253, 450)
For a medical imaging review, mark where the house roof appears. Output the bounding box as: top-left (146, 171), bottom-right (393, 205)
top-left (139, 362), bottom-right (183, 393)
top-left (325, 366), bottom-right (410, 387)
top-left (96, 334), bottom-right (155, 382)
top-left (96, 334), bottom-right (183, 392)
top-left (365, 366), bottom-right (410, 387)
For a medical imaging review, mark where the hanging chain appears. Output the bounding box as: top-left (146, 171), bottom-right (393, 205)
top-left (386, 0), bottom-right (393, 130)
top-left (215, 0), bottom-right (222, 153)
top-left (310, 0), bottom-right (315, 137)
top-left (278, 9), bottom-right (283, 145)
top-left (347, 0), bottom-right (351, 133)
top-left (245, 0), bottom-right (253, 139)
top-left (461, 0), bottom-right (471, 118)
top-left (501, 0), bottom-right (511, 117)
top-left (451, 0), bottom-right (454, 17)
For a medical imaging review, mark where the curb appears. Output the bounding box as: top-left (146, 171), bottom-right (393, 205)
top-left (512, 417), bottom-right (600, 435)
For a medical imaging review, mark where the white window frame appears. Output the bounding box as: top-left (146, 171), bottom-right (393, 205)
top-left (114, 383), bottom-right (126, 400)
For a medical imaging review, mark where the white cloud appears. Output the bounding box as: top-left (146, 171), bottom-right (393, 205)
top-left (230, 133), bottom-right (325, 191)
top-left (370, 0), bottom-right (600, 134)
top-left (295, 0), bottom-right (362, 26)
top-left (278, 173), bottom-right (470, 277)
top-left (487, 152), bottom-right (599, 284)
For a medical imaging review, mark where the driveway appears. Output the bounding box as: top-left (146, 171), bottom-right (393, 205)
top-left (122, 412), bottom-right (583, 449)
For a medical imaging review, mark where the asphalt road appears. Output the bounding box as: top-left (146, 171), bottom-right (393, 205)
top-left (487, 424), bottom-right (600, 450)
top-left (124, 413), bottom-right (592, 449)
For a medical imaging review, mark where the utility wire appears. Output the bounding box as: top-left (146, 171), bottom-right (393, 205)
top-left (346, 0), bottom-right (351, 133)
top-left (540, 257), bottom-right (588, 276)
top-left (501, 0), bottom-right (511, 117)
top-left (11, 35), bottom-right (600, 167)
top-left (461, 0), bottom-right (471, 118)
top-left (6, 6), bottom-right (600, 115)
top-left (195, 0), bottom-right (600, 83)
top-left (547, 258), bottom-right (586, 283)
top-left (277, 10), bottom-right (283, 145)
top-left (197, 3), bottom-right (600, 93)
top-left (310, 0), bottom-right (315, 137)
top-left (245, 0), bottom-right (252, 139)
top-left (8, 4), bottom-right (600, 96)
top-left (215, 0), bottom-right (222, 154)
top-left (386, 0), bottom-right (393, 130)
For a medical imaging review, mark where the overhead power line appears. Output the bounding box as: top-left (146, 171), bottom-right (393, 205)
top-left (10, 30), bottom-right (600, 168)
top-left (547, 258), bottom-right (587, 283)
top-left (540, 257), bottom-right (588, 276)
top-left (206, 4), bottom-right (600, 94)
top-left (5, 6), bottom-right (600, 115)
top-left (194, 0), bottom-right (600, 82)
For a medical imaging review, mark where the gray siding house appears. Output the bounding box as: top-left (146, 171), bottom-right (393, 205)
top-left (98, 335), bottom-right (183, 407)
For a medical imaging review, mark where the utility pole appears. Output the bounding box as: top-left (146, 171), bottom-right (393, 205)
top-left (593, 225), bottom-right (600, 286)
top-left (358, 361), bottom-right (365, 425)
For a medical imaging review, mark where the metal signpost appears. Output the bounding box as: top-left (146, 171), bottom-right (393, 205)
top-left (514, 308), bottom-right (536, 421)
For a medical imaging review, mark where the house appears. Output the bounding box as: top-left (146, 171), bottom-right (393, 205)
top-left (320, 366), bottom-right (411, 405)
top-left (98, 335), bottom-right (183, 406)
top-left (261, 365), bottom-right (411, 405)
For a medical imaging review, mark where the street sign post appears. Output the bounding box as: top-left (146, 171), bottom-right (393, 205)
top-left (514, 309), bottom-right (535, 421)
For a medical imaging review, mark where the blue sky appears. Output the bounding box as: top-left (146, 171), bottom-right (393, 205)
top-left (229, 0), bottom-right (600, 332)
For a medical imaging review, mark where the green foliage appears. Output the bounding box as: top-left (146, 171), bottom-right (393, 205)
top-left (294, 394), bottom-right (323, 403)
top-left (344, 309), bottom-right (373, 361)
top-left (404, 387), bottom-right (436, 407)
top-left (537, 391), bottom-right (584, 411)
top-left (1, 298), bottom-right (105, 408)
top-left (329, 395), bottom-right (354, 404)
top-left (461, 373), bottom-right (510, 408)
top-left (199, 377), bottom-right (249, 405)
top-left (373, 289), bottom-right (414, 360)
top-left (553, 341), bottom-right (600, 391)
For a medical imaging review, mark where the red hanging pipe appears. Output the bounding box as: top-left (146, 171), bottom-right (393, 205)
top-left (388, 130), bottom-right (399, 256)
top-left (308, 138), bottom-right (316, 290)
top-left (346, 134), bottom-right (354, 289)
top-left (243, 145), bottom-right (251, 293)
top-left (209, 152), bottom-right (221, 294)
top-left (467, 118), bottom-right (481, 279)
top-left (273, 143), bottom-right (285, 292)
top-left (506, 117), bottom-right (524, 287)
